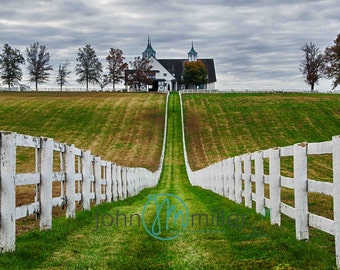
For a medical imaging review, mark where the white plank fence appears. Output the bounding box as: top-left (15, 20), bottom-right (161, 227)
top-left (0, 92), bottom-right (169, 252)
top-left (179, 89), bottom-right (340, 94)
top-left (179, 91), bottom-right (340, 267)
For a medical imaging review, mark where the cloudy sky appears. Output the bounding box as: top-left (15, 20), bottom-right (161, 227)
top-left (1, 0), bottom-right (339, 91)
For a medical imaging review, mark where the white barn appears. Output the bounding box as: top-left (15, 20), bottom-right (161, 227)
top-left (126, 38), bottom-right (216, 92)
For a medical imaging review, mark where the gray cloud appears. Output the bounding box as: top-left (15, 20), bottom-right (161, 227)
top-left (0, 0), bottom-right (339, 90)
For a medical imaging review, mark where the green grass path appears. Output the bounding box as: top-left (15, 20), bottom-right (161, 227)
top-left (0, 92), bottom-right (336, 269)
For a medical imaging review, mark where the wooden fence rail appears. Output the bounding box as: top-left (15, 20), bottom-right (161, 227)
top-left (0, 131), bottom-right (158, 252)
top-left (0, 93), bottom-right (169, 252)
top-left (179, 89), bottom-right (340, 94)
top-left (179, 91), bottom-right (340, 267)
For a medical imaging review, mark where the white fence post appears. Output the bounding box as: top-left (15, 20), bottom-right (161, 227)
top-left (82, 150), bottom-right (91, 210)
top-left (117, 165), bottom-right (122, 200)
top-left (111, 163), bottom-right (118, 201)
top-left (122, 167), bottom-right (127, 199)
top-left (131, 168), bottom-right (136, 196)
top-left (222, 159), bottom-right (228, 197)
top-left (332, 135), bottom-right (340, 268)
top-left (228, 158), bottom-right (235, 201)
top-left (234, 156), bottom-right (242, 203)
top-left (65, 144), bottom-right (76, 218)
top-left (218, 162), bottom-right (224, 196)
top-left (40, 137), bottom-right (54, 230)
top-left (94, 156), bottom-right (101, 205)
top-left (0, 132), bottom-right (16, 252)
top-left (125, 167), bottom-right (129, 197)
top-left (294, 143), bottom-right (309, 240)
top-left (243, 154), bottom-right (252, 208)
top-left (106, 162), bottom-right (112, 202)
top-left (255, 151), bottom-right (265, 215)
top-left (269, 148), bottom-right (281, 225)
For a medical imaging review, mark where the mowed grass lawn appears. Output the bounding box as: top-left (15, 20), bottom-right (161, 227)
top-left (0, 92), bottom-right (166, 171)
top-left (182, 93), bottom-right (340, 170)
top-left (183, 92), bottom-right (340, 235)
top-left (0, 92), bottom-right (166, 234)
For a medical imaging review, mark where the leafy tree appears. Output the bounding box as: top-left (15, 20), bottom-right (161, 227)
top-left (126, 56), bottom-right (153, 91)
top-left (182, 60), bottom-right (208, 89)
top-left (75, 44), bottom-right (102, 91)
top-left (0, 44), bottom-right (25, 90)
top-left (299, 42), bottom-right (325, 91)
top-left (106, 48), bottom-right (128, 91)
top-left (324, 33), bottom-right (340, 90)
top-left (56, 61), bottom-right (71, 91)
top-left (26, 42), bottom-right (53, 91)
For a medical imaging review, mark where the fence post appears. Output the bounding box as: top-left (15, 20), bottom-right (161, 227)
top-left (0, 132), bottom-right (16, 252)
top-left (117, 165), bottom-right (122, 200)
top-left (210, 165), bottom-right (215, 192)
top-left (129, 168), bottom-right (133, 197)
top-left (332, 135), bottom-right (340, 268)
top-left (228, 158), bottom-right (235, 201)
top-left (94, 156), bottom-right (102, 205)
top-left (40, 137), bottom-right (54, 230)
top-left (65, 144), bottom-right (76, 218)
top-left (234, 156), bottom-right (242, 203)
top-left (218, 162), bottom-right (224, 196)
top-left (294, 143), bottom-right (309, 240)
top-left (131, 168), bottom-right (136, 196)
top-left (82, 150), bottom-right (91, 210)
top-left (106, 162), bottom-right (112, 202)
top-left (255, 151), bottom-right (265, 215)
top-left (222, 159), bottom-right (228, 197)
top-left (136, 168), bottom-right (141, 195)
top-left (111, 163), bottom-right (118, 202)
top-left (122, 167), bottom-right (127, 199)
top-left (243, 154), bottom-right (252, 208)
top-left (269, 148), bottom-right (281, 225)
top-left (125, 168), bottom-right (129, 197)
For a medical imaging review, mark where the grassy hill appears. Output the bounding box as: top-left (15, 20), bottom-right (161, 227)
top-left (0, 91), bottom-right (339, 269)
top-left (182, 92), bottom-right (340, 222)
top-left (0, 92), bottom-right (166, 171)
top-left (182, 93), bottom-right (340, 170)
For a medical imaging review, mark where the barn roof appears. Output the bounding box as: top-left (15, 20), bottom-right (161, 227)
top-left (158, 58), bottom-right (216, 83)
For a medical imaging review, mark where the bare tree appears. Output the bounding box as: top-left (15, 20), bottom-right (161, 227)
top-left (56, 61), bottom-right (71, 91)
top-left (0, 44), bottom-right (25, 90)
top-left (106, 48), bottom-right (128, 91)
top-left (126, 56), bottom-right (153, 91)
top-left (26, 42), bottom-right (53, 91)
top-left (75, 44), bottom-right (102, 91)
top-left (324, 33), bottom-right (340, 90)
top-left (299, 42), bottom-right (325, 91)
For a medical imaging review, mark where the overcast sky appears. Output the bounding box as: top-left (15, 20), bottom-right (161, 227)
top-left (1, 0), bottom-right (339, 91)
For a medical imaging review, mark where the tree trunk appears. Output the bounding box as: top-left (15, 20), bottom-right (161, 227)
top-left (311, 83), bottom-right (314, 91)
top-left (35, 80), bottom-right (38, 91)
top-left (112, 82), bottom-right (115, 92)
